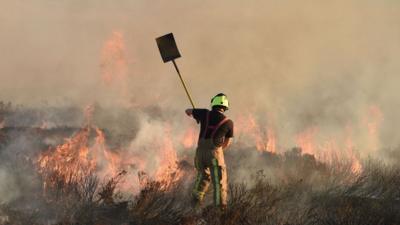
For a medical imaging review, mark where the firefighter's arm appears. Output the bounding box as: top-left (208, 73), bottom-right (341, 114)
top-left (185, 108), bottom-right (200, 124)
top-left (222, 137), bottom-right (233, 150)
top-left (222, 121), bottom-right (234, 150)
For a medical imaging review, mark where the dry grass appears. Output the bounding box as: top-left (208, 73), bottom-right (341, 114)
top-left (1, 148), bottom-right (400, 225)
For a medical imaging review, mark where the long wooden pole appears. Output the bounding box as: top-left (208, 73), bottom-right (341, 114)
top-left (172, 60), bottom-right (196, 108)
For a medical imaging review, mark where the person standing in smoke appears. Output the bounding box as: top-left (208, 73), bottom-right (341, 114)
top-left (185, 93), bottom-right (234, 210)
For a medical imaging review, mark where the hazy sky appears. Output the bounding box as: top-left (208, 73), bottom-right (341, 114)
top-left (1, 0), bottom-right (400, 148)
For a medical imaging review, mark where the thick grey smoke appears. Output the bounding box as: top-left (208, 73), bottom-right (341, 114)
top-left (1, 1), bottom-right (400, 161)
top-left (2, 4), bottom-right (400, 223)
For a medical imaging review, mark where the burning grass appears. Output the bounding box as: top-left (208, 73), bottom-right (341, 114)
top-left (2, 147), bottom-right (400, 225)
top-left (1, 104), bottom-right (399, 224)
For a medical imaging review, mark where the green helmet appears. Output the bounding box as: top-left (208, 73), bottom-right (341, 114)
top-left (211, 93), bottom-right (229, 109)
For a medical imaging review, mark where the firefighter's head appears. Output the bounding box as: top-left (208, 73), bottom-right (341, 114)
top-left (211, 93), bottom-right (229, 112)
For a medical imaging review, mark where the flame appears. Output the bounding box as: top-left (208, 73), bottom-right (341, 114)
top-left (37, 125), bottom-right (136, 193)
top-left (37, 118), bottom-right (183, 194)
top-left (182, 126), bottom-right (197, 149)
top-left (366, 105), bottom-right (384, 136)
top-left (37, 127), bottom-right (96, 189)
top-left (295, 127), bottom-right (318, 155)
top-left (154, 125), bottom-right (183, 188)
top-left (235, 112), bottom-right (277, 153)
top-left (265, 128), bottom-right (277, 153)
top-left (349, 154), bottom-right (362, 174)
top-left (100, 31), bottom-right (128, 85)
top-left (99, 31), bottom-right (134, 108)
top-left (233, 105), bottom-right (385, 174)
top-left (344, 126), bottom-right (362, 174)
top-left (38, 103), bottom-right (383, 192)
top-left (363, 105), bottom-right (384, 152)
top-left (295, 125), bottom-right (363, 174)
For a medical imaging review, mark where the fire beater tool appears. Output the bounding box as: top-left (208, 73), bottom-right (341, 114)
top-left (156, 33), bottom-right (196, 108)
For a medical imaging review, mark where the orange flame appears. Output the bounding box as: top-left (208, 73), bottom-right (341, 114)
top-left (154, 125), bottom-right (183, 188)
top-left (100, 31), bottom-right (128, 85)
top-left (235, 112), bottom-right (277, 153)
top-left (265, 128), bottom-right (277, 153)
top-left (181, 126), bottom-right (197, 149)
top-left (37, 119), bottom-right (183, 193)
top-left (366, 105), bottom-right (384, 136)
top-left (37, 127), bottom-right (96, 188)
top-left (295, 125), bottom-right (363, 174)
top-left (363, 105), bottom-right (384, 152)
top-left (295, 127), bottom-right (318, 155)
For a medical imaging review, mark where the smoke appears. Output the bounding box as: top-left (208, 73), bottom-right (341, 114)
top-left (0, 167), bottom-right (20, 204)
top-left (0, 132), bottom-right (44, 204)
top-left (1, 1), bottom-right (400, 172)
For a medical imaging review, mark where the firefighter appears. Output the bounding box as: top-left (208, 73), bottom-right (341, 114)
top-left (185, 93), bottom-right (234, 210)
